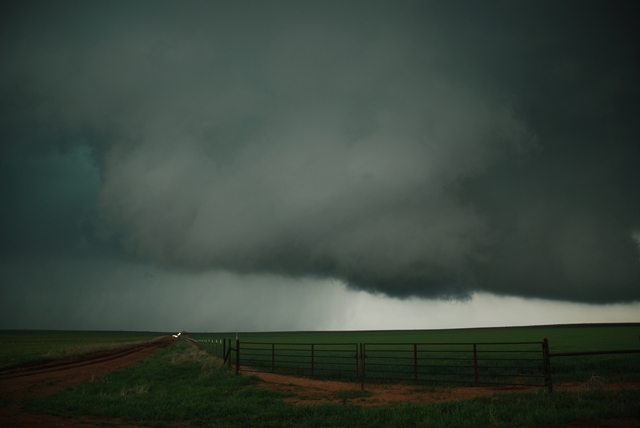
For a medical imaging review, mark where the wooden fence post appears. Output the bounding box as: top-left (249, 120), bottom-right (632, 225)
top-left (543, 338), bottom-right (552, 392)
top-left (272, 343), bottom-right (275, 373)
top-left (227, 339), bottom-right (232, 370)
top-left (311, 344), bottom-right (315, 376)
top-left (223, 339), bottom-right (227, 363)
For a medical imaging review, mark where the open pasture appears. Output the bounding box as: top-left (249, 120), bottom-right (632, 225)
top-left (190, 324), bottom-right (640, 384)
top-left (0, 330), bottom-right (165, 369)
top-left (190, 323), bottom-right (640, 351)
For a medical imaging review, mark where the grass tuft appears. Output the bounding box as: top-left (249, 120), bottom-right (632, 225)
top-left (335, 389), bottom-right (373, 405)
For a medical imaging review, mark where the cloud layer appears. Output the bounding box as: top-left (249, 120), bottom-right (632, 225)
top-left (1, 1), bottom-right (639, 304)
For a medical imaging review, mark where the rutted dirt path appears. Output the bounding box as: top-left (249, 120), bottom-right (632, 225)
top-left (249, 370), bottom-right (640, 427)
top-left (251, 369), bottom-right (537, 406)
top-left (0, 336), bottom-right (174, 427)
top-left (250, 370), bottom-right (640, 407)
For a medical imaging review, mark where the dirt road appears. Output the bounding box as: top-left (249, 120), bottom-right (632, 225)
top-left (0, 336), bottom-right (174, 427)
top-left (251, 371), bottom-right (639, 427)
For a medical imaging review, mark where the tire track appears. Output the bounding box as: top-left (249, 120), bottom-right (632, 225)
top-left (0, 335), bottom-right (175, 427)
top-left (0, 338), bottom-right (169, 380)
top-left (0, 336), bottom-right (174, 399)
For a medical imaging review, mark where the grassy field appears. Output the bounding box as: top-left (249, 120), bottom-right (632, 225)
top-left (189, 324), bottom-right (640, 352)
top-left (0, 330), bottom-right (166, 369)
top-left (190, 324), bottom-right (640, 384)
top-left (24, 336), bottom-right (640, 428)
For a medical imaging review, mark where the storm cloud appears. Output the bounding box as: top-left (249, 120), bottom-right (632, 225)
top-left (1, 0), bottom-right (639, 306)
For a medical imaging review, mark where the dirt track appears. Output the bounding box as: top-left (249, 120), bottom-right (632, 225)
top-left (251, 370), bottom-right (640, 408)
top-left (250, 371), bottom-right (640, 427)
top-left (0, 336), bottom-right (174, 427)
top-left (252, 370), bottom-right (537, 406)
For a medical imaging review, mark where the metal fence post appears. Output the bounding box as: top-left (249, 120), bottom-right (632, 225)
top-left (473, 344), bottom-right (478, 384)
top-left (543, 338), bottom-right (552, 392)
top-left (227, 339), bottom-right (232, 370)
top-left (360, 343), bottom-right (365, 390)
top-left (414, 344), bottom-right (418, 381)
top-left (223, 339), bottom-right (227, 363)
top-left (235, 338), bottom-right (240, 375)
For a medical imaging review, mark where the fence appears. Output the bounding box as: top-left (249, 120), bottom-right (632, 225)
top-left (239, 342), bottom-right (359, 380)
top-left (192, 338), bottom-right (552, 390)
top-left (546, 348), bottom-right (640, 392)
top-left (361, 341), bottom-right (548, 389)
top-left (190, 337), bottom-right (640, 392)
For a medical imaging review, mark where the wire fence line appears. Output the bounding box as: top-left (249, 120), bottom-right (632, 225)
top-left (190, 338), bottom-right (581, 391)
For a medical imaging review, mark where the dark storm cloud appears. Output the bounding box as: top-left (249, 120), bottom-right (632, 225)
top-left (0, 257), bottom-right (344, 331)
top-left (1, 1), bottom-right (639, 303)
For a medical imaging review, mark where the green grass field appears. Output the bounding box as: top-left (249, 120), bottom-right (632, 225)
top-left (189, 324), bottom-right (640, 352)
top-left (0, 330), bottom-right (166, 369)
top-left (23, 335), bottom-right (640, 428)
top-left (190, 324), bottom-right (640, 384)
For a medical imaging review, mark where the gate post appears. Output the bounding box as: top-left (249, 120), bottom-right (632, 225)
top-left (311, 344), bottom-right (315, 376)
top-left (235, 338), bottom-right (240, 375)
top-left (414, 344), bottom-right (418, 381)
top-left (543, 338), bottom-right (552, 392)
top-left (360, 343), bottom-right (365, 390)
top-left (473, 344), bottom-right (478, 384)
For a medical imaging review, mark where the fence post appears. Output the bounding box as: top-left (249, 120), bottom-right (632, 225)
top-left (223, 339), bottom-right (227, 363)
top-left (473, 344), bottom-right (478, 384)
top-left (360, 343), bottom-right (365, 391)
top-left (235, 338), bottom-right (240, 375)
top-left (272, 343), bottom-right (275, 373)
top-left (227, 339), bottom-right (232, 370)
top-left (414, 344), bottom-right (418, 381)
top-left (543, 338), bottom-right (552, 392)
top-left (311, 344), bottom-right (315, 376)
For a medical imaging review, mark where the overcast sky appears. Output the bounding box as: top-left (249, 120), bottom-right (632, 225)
top-left (1, 0), bottom-right (639, 332)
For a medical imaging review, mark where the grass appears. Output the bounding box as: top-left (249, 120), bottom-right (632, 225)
top-left (335, 389), bottom-right (372, 404)
top-left (0, 330), bottom-right (166, 369)
top-left (191, 324), bottom-right (640, 384)
top-left (23, 336), bottom-right (640, 427)
top-left (189, 324), bottom-right (640, 352)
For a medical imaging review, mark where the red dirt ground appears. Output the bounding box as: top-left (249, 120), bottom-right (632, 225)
top-left (249, 369), bottom-right (640, 427)
top-left (1, 339), bottom-right (638, 427)
top-left (249, 369), bottom-right (640, 407)
top-left (0, 336), bottom-right (174, 427)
